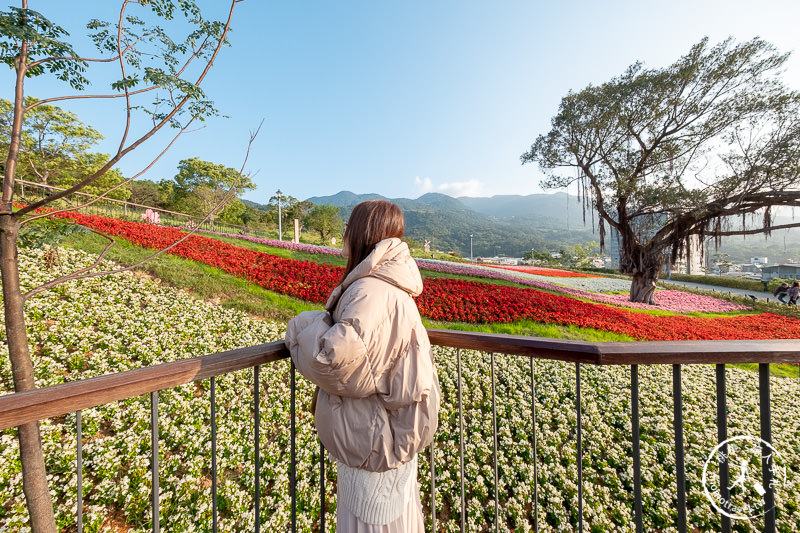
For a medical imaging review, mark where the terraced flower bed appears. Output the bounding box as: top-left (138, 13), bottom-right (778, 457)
top-left (417, 278), bottom-right (796, 340)
top-left (416, 260), bottom-right (750, 313)
top-left (59, 213), bottom-right (800, 341)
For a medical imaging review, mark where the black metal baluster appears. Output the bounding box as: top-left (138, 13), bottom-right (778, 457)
top-left (319, 441), bottom-right (325, 533)
top-left (576, 363), bottom-right (583, 533)
top-left (255, 366), bottom-right (261, 533)
top-left (631, 365), bottom-right (643, 533)
top-left (290, 361), bottom-right (297, 533)
top-left (151, 391), bottom-right (160, 533)
top-left (491, 352), bottom-right (499, 533)
top-left (715, 364), bottom-right (731, 533)
top-left (211, 377), bottom-right (218, 533)
top-left (430, 348), bottom-right (438, 533)
top-left (458, 349), bottom-right (466, 533)
top-left (430, 430), bottom-right (436, 533)
top-left (77, 410), bottom-right (83, 533)
top-left (672, 365), bottom-right (687, 533)
top-left (759, 364), bottom-right (776, 533)
top-left (530, 358), bottom-right (538, 533)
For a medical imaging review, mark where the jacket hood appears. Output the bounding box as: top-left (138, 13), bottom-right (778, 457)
top-left (326, 238), bottom-right (422, 311)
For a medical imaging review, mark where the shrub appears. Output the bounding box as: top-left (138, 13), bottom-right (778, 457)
top-left (766, 277), bottom-right (799, 293)
top-left (665, 273), bottom-right (765, 291)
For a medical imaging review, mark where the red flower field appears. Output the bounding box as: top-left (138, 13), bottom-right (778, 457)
top-left (61, 212), bottom-right (800, 341)
top-left (59, 212), bottom-right (340, 303)
top-left (417, 278), bottom-right (800, 340)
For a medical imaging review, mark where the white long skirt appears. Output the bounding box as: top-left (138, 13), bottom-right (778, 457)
top-left (336, 458), bottom-right (425, 533)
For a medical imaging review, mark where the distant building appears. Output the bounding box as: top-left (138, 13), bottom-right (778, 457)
top-left (761, 264), bottom-right (800, 282)
top-left (739, 263), bottom-right (762, 274)
top-left (750, 257), bottom-right (768, 266)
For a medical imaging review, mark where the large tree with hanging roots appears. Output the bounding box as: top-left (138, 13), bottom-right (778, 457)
top-left (521, 37), bottom-right (800, 304)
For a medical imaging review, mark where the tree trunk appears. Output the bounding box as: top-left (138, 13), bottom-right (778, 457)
top-left (630, 271), bottom-right (658, 305)
top-left (0, 214), bottom-right (58, 532)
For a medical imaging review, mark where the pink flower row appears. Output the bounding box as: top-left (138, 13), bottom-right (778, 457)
top-left (585, 290), bottom-right (751, 313)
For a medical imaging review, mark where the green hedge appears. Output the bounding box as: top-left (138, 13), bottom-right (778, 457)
top-left (765, 277), bottom-right (800, 293)
top-left (664, 273), bottom-right (767, 291)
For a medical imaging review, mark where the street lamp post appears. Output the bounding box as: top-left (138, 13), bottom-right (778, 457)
top-left (470, 234), bottom-right (473, 261)
top-left (276, 189), bottom-right (283, 241)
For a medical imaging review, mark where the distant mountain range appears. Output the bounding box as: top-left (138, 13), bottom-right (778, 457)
top-left (305, 191), bottom-right (599, 257)
top-left (245, 191), bottom-right (800, 261)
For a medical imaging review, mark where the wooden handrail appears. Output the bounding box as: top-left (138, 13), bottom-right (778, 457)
top-left (1, 330), bottom-right (799, 430)
top-left (427, 329), bottom-right (800, 365)
top-left (0, 341), bottom-right (289, 430)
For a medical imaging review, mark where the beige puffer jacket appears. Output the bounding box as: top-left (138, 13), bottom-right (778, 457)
top-left (285, 238), bottom-right (440, 472)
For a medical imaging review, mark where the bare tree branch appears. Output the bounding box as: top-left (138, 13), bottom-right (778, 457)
top-left (13, 0), bottom-right (239, 218)
top-left (709, 222), bottom-right (800, 236)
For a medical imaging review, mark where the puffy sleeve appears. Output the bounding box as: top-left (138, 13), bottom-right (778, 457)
top-left (285, 305), bottom-right (377, 398)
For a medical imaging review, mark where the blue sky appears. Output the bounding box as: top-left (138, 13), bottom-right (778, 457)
top-left (5, 1), bottom-right (800, 204)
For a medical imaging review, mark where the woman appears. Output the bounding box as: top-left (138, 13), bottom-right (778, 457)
top-left (285, 200), bottom-right (440, 532)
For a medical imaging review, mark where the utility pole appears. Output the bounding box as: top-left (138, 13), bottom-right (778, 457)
top-left (276, 189), bottom-right (283, 241)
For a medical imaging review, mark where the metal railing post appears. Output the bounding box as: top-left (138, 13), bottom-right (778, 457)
top-left (576, 363), bottom-right (583, 533)
top-left (715, 364), bottom-right (731, 533)
top-left (759, 364), bottom-right (776, 533)
top-left (491, 352), bottom-right (499, 533)
top-left (319, 441), bottom-right (326, 533)
top-left (151, 391), bottom-right (160, 533)
top-left (430, 430), bottom-right (436, 533)
top-left (458, 349), bottom-right (466, 533)
top-left (672, 365), bottom-right (687, 533)
top-left (630, 365), bottom-right (643, 533)
top-left (290, 362), bottom-right (296, 533)
top-left (530, 358), bottom-right (538, 533)
top-left (76, 410), bottom-right (83, 533)
top-left (211, 377), bottom-right (218, 533)
top-left (254, 367), bottom-right (261, 533)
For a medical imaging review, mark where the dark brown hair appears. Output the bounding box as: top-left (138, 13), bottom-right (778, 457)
top-left (340, 200), bottom-right (404, 281)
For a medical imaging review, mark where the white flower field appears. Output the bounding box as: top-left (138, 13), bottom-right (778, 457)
top-left (1, 247), bottom-right (798, 532)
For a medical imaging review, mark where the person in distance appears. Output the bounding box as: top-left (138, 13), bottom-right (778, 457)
top-left (285, 199), bottom-right (440, 532)
top-left (773, 282), bottom-right (789, 304)
top-left (788, 281), bottom-right (800, 306)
